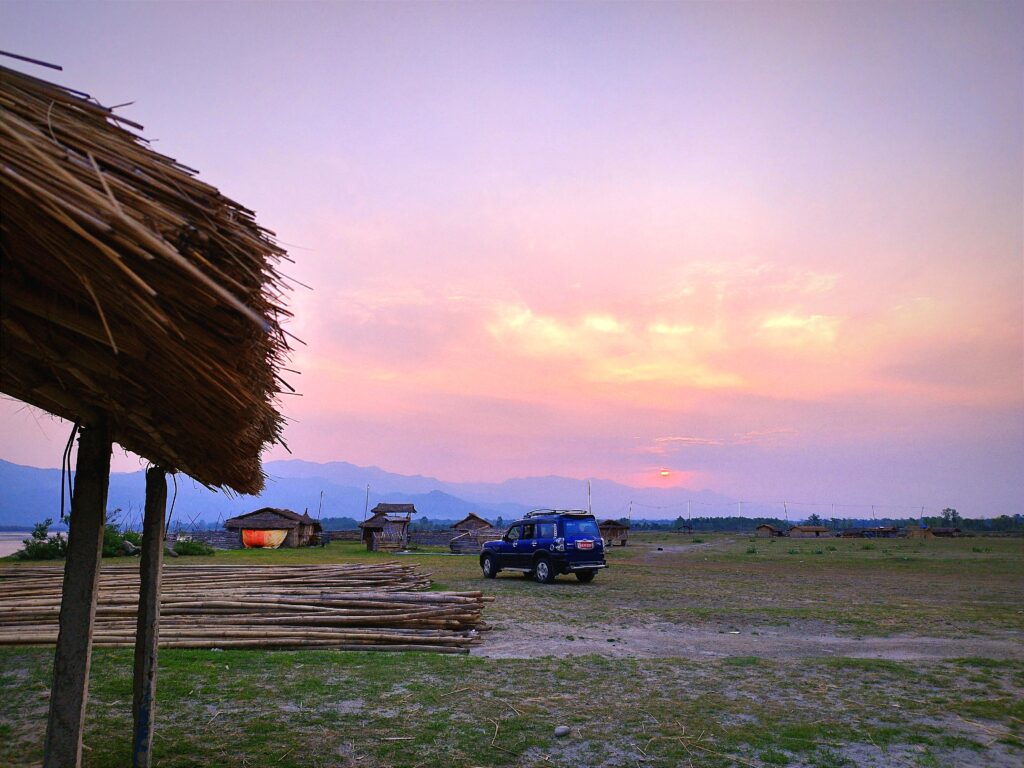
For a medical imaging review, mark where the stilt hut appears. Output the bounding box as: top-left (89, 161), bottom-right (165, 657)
top-left (225, 507), bottom-right (321, 548)
top-left (359, 504), bottom-right (413, 551)
top-left (598, 519), bottom-right (630, 546)
top-left (0, 61), bottom-right (290, 768)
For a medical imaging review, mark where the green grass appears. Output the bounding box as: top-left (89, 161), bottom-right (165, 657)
top-left (2, 534), bottom-right (1023, 766)
top-left (1, 649), bottom-right (1021, 767)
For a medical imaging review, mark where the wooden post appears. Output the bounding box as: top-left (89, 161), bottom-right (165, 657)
top-left (43, 418), bottom-right (111, 768)
top-left (132, 466), bottom-right (166, 767)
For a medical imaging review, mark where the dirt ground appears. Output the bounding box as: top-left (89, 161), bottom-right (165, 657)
top-left (480, 618), bottom-right (1024, 660)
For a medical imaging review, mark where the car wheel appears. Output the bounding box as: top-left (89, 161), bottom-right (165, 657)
top-left (534, 557), bottom-right (555, 584)
top-left (575, 569), bottom-right (597, 583)
top-left (481, 554), bottom-right (498, 579)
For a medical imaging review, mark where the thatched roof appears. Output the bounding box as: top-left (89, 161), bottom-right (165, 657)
top-left (0, 65), bottom-right (291, 493)
top-left (451, 512), bottom-right (492, 530)
top-left (224, 507), bottom-right (319, 531)
top-left (371, 503), bottom-right (415, 516)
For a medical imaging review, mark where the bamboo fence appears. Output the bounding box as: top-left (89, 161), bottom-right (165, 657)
top-left (0, 563), bottom-right (492, 653)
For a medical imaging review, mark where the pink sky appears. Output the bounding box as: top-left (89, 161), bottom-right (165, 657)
top-left (2, 2), bottom-right (1021, 514)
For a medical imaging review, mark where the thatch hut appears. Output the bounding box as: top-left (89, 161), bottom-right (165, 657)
top-left (451, 512), bottom-right (493, 533)
top-left (755, 524), bottom-right (783, 538)
top-left (225, 507), bottom-right (321, 548)
top-left (840, 526), bottom-right (899, 538)
top-left (360, 503), bottom-right (413, 551)
top-left (598, 519), bottom-right (629, 546)
top-left (788, 525), bottom-right (832, 538)
top-left (0, 61), bottom-right (290, 767)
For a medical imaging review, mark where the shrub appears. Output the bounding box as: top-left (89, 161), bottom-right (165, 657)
top-left (788, 548), bottom-right (799, 555)
top-left (102, 522), bottom-right (129, 557)
top-left (826, 545), bottom-right (837, 551)
top-left (124, 531), bottom-right (142, 546)
top-left (691, 537), bottom-right (704, 543)
top-left (745, 546), bottom-right (757, 554)
top-left (173, 539), bottom-right (215, 556)
top-left (861, 543), bottom-right (876, 551)
top-left (14, 519), bottom-right (66, 560)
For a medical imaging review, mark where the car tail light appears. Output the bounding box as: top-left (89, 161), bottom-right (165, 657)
top-left (553, 537), bottom-right (565, 552)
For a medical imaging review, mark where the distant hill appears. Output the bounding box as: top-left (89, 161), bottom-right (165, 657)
top-left (0, 458), bottom-right (737, 530)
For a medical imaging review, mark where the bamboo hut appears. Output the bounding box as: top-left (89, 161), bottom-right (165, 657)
top-left (755, 524), bottom-right (783, 538)
top-left (788, 525), bottom-right (832, 538)
top-left (224, 507), bottom-right (321, 548)
top-left (360, 504), bottom-right (413, 551)
top-left (598, 519), bottom-right (629, 546)
top-left (0, 61), bottom-right (290, 767)
top-left (450, 512), bottom-right (494, 533)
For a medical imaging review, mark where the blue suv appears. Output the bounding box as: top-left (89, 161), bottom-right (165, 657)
top-left (480, 510), bottom-right (607, 583)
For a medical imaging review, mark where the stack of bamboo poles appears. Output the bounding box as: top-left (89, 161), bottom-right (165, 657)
top-left (0, 563), bottom-right (492, 654)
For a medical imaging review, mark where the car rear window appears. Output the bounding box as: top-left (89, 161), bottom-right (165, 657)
top-left (563, 519), bottom-right (600, 538)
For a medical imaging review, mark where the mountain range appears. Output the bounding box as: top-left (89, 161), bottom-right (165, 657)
top-left (0, 458), bottom-right (742, 529)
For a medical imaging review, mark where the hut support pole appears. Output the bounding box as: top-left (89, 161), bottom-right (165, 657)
top-left (43, 419), bottom-right (111, 768)
top-left (131, 466), bottom-right (166, 767)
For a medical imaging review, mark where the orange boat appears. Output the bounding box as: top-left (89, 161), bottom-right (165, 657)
top-left (241, 529), bottom-right (288, 549)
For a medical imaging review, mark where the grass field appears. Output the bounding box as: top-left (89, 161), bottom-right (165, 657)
top-left (1, 534), bottom-right (1022, 767)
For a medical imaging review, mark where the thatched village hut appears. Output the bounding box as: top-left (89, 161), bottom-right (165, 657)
top-left (906, 526), bottom-right (935, 539)
top-left (224, 507), bottom-right (321, 548)
top-left (840, 526), bottom-right (899, 538)
top-left (788, 525), bottom-right (832, 538)
top-left (755, 524), bottom-right (784, 538)
top-left (931, 526), bottom-right (964, 538)
top-left (451, 512), bottom-right (494, 533)
top-left (598, 519), bottom-right (630, 546)
top-left (448, 512), bottom-right (500, 553)
top-left (0, 61), bottom-right (289, 767)
top-left (360, 503), bottom-right (414, 551)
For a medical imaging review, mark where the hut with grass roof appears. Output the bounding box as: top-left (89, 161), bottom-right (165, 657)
top-left (0, 59), bottom-right (291, 767)
top-left (598, 518), bottom-right (630, 546)
top-left (225, 507), bottom-right (321, 548)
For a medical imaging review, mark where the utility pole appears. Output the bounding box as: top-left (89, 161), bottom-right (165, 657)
top-left (317, 490), bottom-right (324, 520)
top-left (587, 479), bottom-right (592, 515)
top-left (363, 484), bottom-right (370, 522)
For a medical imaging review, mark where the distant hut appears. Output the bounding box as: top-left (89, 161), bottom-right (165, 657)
top-left (841, 526), bottom-right (898, 539)
top-left (598, 519), bottom-right (630, 546)
top-left (931, 527), bottom-right (964, 538)
top-left (224, 507), bottom-right (321, 549)
top-left (451, 512), bottom-right (494, 533)
top-left (359, 503), bottom-right (414, 551)
top-left (788, 525), bottom-right (832, 538)
top-left (906, 526), bottom-right (935, 539)
top-left (756, 524), bottom-right (783, 538)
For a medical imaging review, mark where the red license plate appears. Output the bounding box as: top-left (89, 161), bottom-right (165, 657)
top-left (577, 540), bottom-right (593, 550)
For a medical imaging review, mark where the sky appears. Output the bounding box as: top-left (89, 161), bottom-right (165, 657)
top-left (1, 1), bottom-right (1022, 516)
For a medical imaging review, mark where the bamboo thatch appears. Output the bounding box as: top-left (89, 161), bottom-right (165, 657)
top-left (0, 563), bottom-right (491, 653)
top-left (0, 65), bottom-right (291, 493)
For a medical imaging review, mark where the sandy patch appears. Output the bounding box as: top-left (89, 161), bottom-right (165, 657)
top-left (478, 620), bottom-right (1024, 661)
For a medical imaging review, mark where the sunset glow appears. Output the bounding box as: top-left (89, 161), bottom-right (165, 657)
top-left (0, 2), bottom-right (1021, 514)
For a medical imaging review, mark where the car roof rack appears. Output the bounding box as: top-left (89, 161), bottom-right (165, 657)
top-left (524, 508), bottom-right (592, 518)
